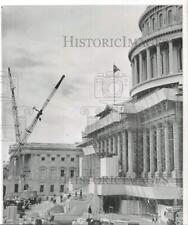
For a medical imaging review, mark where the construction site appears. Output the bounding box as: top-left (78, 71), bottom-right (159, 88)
top-left (2, 4), bottom-right (183, 225)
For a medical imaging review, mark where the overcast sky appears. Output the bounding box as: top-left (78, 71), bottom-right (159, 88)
top-left (1, 5), bottom-right (147, 161)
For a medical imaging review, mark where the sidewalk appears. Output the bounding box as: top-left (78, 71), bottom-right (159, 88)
top-left (99, 213), bottom-right (157, 225)
top-left (25, 201), bottom-right (54, 218)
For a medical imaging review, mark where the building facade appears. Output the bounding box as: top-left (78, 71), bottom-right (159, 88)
top-left (4, 143), bottom-right (82, 197)
top-left (79, 5), bottom-right (183, 219)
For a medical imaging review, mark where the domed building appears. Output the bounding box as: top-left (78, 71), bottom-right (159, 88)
top-left (79, 5), bottom-right (183, 220)
top-left (129, 5), bottom-right (182, 98)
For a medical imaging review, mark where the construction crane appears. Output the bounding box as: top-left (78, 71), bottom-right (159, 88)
top-left (8, 68), bottom-right (65, 159)
top-left (19, 74), bottom-right (65, 145)
top-left (8, 68), bottom-right (21, 143)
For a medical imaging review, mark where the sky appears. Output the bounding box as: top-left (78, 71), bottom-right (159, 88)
top-left (1, 5), bottom-right (147, 161)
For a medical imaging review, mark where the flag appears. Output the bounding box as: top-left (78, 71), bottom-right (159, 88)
top-left (113, 64), bottom-right (120, 73)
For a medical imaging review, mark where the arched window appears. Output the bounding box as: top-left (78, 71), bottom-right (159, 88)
top-left (168, 10), bottom-right (173, 25)
top-left (142, 24), bottom-right (145, 34)
top-left (152, 17), bottom-right (155, 31)
top-left (159, 14), bottom-right (163, 27)
top-left (39, 166), bottom-right (47, 179)
top-left (146, 20), bottom-right (149, 33)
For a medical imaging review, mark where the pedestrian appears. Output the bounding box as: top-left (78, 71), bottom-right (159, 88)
top-left (49, 215), bottom-right (54, 225)
top-left (60, 195), bottom-right (63, 202)
top-left (88, 205), bottom-right (92, 219)
top-left (80, 189), bottom-right (82, 199)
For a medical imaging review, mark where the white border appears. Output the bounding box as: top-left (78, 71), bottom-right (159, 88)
top-left (0, 0), bottom-right (187, 224)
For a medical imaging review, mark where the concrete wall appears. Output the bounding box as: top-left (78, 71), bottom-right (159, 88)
top-left (100, 156), bottom-right (118, 177)
top-left (120, 200), bottom-right (140, 214)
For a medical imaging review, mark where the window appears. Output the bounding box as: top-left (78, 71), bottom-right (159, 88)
top-left (51, 157), bottom-right (55, 161)
top-left (61, 169), bottom-right (65, 177)
top-left (161, 45), bottom-right (169, 75)
top-left (168, 10), bottom-right (173, 25)
top-left (14, 184), bottom-right (18, 193)
top-left (39, 167), bottom-right (47, 179)
top-left (178, 7), bottom-right (182, 22)
top-left (151, 52), bottom-right (157, 78)
top-left (152, 17), bottom-right (155, 31)
top-left (50, 167), bottom-right (57, 178)
top-left (70, 169), bottom-right (74, 178)
top-left (41, 157), bottom-right (45, 161)
top-left (61, 157), bottom-right (65, 161)
top-left (71, 158), bottom-right (74, 162)
top-left (24, 184), bottom-right (28, 190)
top-left (178, 45), bottom-right (182, 71)
top-left (40, 185), bottom-right (44, 192)
top-left (159, 14), bottom-right (163, 27)
top-left (142, 24), bottom-right (145, 33)
top-left (60, 185), bottom-right (64, 192)
top-left (50, 185), bottom-right (54, 192)
top-left (146, 20), bottom-right (149, 33)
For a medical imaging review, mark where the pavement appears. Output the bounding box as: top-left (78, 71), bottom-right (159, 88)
top-left (23, 199), bottom-right (161, 225)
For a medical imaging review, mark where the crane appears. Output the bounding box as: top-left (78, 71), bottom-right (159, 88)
top-left (19, 74), bottom-right (65, 145)
top-left (8, 68), bottom-right (21, 143)
top-left (8, 68), bottom-right (65, 176)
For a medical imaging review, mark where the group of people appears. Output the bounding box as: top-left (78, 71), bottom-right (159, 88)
top-left (152, 215), bottom-right (158, 224)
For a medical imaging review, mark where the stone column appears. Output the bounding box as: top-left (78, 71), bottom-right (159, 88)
top-left (127, 129), bottom-right (136, 178)
top-left (155, 124), bottom-right (162, 177)
top-left (146, 48), bottom-right (151, 80)
top-left (131, 61), bottom-right (135, 87)
top-left (142, 129), bottom-right (148, 177)
top-left (113, 135), bottom-right (116, 155)
top-left (157, 44), bottom-right (161, 76)
top-left (108, 137), bottom-right (112, 154)
top-left (163, 121), bottom-right (171, 177)
top-left (101, 140), bottom-right (104, 153)
top-left (172, 120), bottom-right (181, 178)
top-left (117, 134), bottom-right (121, 166)
top-left (104, 139), bottom-right (107, 155)
top-left (96, 141), bottom-right (100, 153)
top-left (169, 40), bottom-right (174, 75)
top-left (139, 53), bottom-right (142, 83)
top-left (122, 130), bottom-right (128, 174)
top-left (148, 127), bottom-right (155, 178)
top-left (133, 56), bottom-right (138, 85)
top-left (134, 57), bottom-right (138, 84)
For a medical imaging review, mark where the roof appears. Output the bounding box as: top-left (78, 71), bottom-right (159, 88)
top-left (83, 87), bottom-right (182, 135)
top-left (10, 142), bottom-right (82, 151)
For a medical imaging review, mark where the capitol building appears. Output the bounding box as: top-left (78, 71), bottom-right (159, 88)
top-left (79, 5), bottom-right (183, 219)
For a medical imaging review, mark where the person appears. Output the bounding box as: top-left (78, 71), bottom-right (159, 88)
top-left (49, 215), bottom-right (54, 225)
top-left (88, 205), bottom-right (92, 219)
top-left (80, 189), bottom-right (82, 199)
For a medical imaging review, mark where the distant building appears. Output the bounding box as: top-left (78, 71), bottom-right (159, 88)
top-left (79, 5), bottom-right (183, 218)
top-left (4, 143), bottom-right (82, 197)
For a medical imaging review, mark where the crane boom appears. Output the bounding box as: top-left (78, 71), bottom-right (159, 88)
top-left (8, 68), bottom-right (21, 143)
top-left (20, 74), bottom-right (65, 144)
